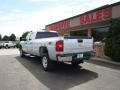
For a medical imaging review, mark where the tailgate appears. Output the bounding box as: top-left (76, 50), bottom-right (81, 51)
top-left (63, 36), bottom-right (93, 53)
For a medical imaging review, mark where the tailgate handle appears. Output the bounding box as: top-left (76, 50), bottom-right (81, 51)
top-left (78, 40), bottom-right (83, 43)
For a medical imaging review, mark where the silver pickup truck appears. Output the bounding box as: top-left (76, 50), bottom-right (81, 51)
top-left (19, 31), bottom-right (94, 71)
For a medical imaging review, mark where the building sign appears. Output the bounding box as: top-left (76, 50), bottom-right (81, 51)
top-left (80, 8), bottom-right (111, 25)
top-left (46, 7), bottom-right (111, 30)
top-left (46, 20), bottom-right (70, 30)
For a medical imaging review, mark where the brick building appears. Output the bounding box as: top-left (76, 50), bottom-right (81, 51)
top-left (45, 2), bottom-right (120, 42)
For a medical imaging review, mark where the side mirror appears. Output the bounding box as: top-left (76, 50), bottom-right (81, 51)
top-left (20, 37), bottom-right (26, 41)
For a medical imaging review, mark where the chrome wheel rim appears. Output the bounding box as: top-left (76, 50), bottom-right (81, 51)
top-left (42, 56), bottom-right (48, 68)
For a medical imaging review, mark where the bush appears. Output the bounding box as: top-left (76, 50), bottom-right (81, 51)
top-left (105, 19), bottom-right (120, 62)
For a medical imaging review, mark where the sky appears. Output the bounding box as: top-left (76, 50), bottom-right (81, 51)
top-left (0, 0), bottom-right (120, 37)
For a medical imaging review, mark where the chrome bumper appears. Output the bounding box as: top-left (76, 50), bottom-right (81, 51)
top-left (57, 51), bottom-right (95, 62)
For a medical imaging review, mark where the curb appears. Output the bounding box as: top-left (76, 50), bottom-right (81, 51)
top-left (91, 57), bottom-right (120, 65)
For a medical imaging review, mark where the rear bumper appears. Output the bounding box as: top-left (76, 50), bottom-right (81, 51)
top-left (56, 51), bottom-right (95, 62)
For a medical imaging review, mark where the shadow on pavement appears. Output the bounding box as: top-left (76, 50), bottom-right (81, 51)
top-left (86, 59), bottom-right (120, 70)
top-left (16, 56), bottom-right (98, 90)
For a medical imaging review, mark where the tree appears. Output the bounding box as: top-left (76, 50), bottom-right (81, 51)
top-left (9, 34), bottom-right (16, 41)
top-left (20, 31), bottom-right (29, 41)
top-left (0, 34), bottom-right (2, 41)
top-left (104, 19), bottom-right (120, 62)
top-left (2, 35), bottom-right (9, 41)
top-left (21, 31), bottom-right (29, 38)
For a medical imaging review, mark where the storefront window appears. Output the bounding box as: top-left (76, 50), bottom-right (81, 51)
top-left (92, 27), bottom-right (109, 42)
top-left (70, 30), bottom-right (88, 36)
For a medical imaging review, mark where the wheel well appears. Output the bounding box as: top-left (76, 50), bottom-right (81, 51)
top-left (39, 47), bottom-right (48, 57)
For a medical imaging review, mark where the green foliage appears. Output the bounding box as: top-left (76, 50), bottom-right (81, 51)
top-left (105, 19), bottom-right (120, 62)
top-left (20, 31), bottom-right (29, 41)
top-left (21, 31), bottom-right (29, 38)
top-left (2, 35), bottom-right (9, 41)
top-left (9, 34), bottom-right (16, 41)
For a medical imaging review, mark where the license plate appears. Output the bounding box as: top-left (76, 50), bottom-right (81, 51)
top-left (58, 56), bottom-right (72, 61)
top-left (77, 54), bottom-right (83, 58)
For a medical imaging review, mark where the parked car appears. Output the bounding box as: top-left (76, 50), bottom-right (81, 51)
top-left (3, 41), bottom-right (16, 48)
top-left (19, 31), bottom-right (94, 71)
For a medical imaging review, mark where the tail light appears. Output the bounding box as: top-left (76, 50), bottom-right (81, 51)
top-left (56, 40), bottom-right (64, 52)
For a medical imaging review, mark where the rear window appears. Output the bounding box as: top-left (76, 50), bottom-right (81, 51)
top-left (36, 32), bottom-right (58, 39)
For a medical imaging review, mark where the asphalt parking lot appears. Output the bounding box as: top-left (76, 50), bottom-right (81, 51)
top-left (0, 49), bottom-right (120, 90)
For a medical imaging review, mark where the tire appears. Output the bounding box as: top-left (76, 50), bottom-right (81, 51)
top-left (41, 54), bottom-right (54, 71)
top-left (6, 45), bottom-right (8, 49)
top-left (20, 48), bottom-right (25, 57)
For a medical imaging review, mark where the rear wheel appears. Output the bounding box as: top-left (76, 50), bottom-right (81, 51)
top-left (41, 54), bottom-right (54, 71)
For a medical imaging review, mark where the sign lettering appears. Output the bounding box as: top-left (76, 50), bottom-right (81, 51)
top-left (47, 20), bottom-right (70, 30)
top-left (79, 8), bottom-right (111, 25)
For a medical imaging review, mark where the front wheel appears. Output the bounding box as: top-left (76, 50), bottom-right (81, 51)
top-left (20, 49), bottom-right (25, 57)
top-left (41, 54), bottom-right (54, 71)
